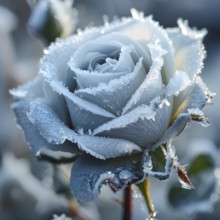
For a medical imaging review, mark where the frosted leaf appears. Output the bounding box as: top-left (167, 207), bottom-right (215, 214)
top-left (168, 139), bottom-right (220, 215)
top-left (75, 58), bottom-right (145, 115)
top-left (71, 154), bottom-right (145, 202)
top-left (94, 98), bottom-right (172, 148)
top-left (177, 165), bottom-right (194, 190)
top-left (188, 108), bottom-right (210, 127)
top-left (147, 143), bottom-right (175, 180)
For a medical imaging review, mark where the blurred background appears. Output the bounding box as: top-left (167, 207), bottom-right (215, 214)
top-left (0, 0), bottom-right (220, 219)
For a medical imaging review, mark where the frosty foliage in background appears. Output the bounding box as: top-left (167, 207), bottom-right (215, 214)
top-left (27, 0), bottom-right (78, 43)
top-left (11, 9), bottom-right (213, 203)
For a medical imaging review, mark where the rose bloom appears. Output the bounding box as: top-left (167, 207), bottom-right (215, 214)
top-left (11, 10), bottom-right (213, 202)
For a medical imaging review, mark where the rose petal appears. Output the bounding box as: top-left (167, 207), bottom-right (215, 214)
top-left (10, 76), bottom-right (44, 100)
top-left (150, 113), bottom-right (191, 151)
top-left (122, 43), bottom-right (165, 114)
top-left (12, 100), bottom-right (80, 161)
top-left (166, 70), bottom-right (191, 97)
top-left (94, 98), bottom-right (172, 148)
top-left (43, 81), bottom-right (71, 126)
top-left (117, 16), bottom-right (174, 83)
top-left (167, 19), bottom-right (206, 80)
top-left (71, 153), bottom-right (145, 202)
top-left (68, 32), bottom-right (151, 89)
top-left (65, 95), bottom-right (115, 131)
top-left (27, 98), bottom-right (78, 144)
top-left (76, 135), bottom-right (142, 160)
top-left (186, 76), bottom-right (214, 110)
top-left (75, 58), bottom-right (145, 116)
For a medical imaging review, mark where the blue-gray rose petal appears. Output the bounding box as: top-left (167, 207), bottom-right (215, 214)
top-left (94, 98), bottom-right (172, 148)
top-left (75, 135), bottom-right (142, 160)
top-left (167, 19), bottom-right (206, 80)
top-left (71, 153), bottom-right (145, 202)
top-left (27, 98), bottom-right (78, 144)
top-left (12, 100), bottom-right (81, 161)
top-left (10, 76), bottom-right (44, 100)
top-left (150, 113), bottom-right (191, 151)
top-left (75, 58), bottom-right (145, 116)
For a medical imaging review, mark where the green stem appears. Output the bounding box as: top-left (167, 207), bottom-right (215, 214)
top-left (137, 177), bottom-right (156, 219)
top-left (123, 184), bottom-right (132, 220)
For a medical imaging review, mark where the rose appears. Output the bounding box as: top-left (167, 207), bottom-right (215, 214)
top-left (11, 10), bottom-right (213, 203)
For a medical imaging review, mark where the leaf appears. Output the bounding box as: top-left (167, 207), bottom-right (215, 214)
top-left (177, 165), bottom-right (194, 190)
top-left (149, 146), bottom-right (166, 172)
top-left (168, 150), bottom-right (217, 215)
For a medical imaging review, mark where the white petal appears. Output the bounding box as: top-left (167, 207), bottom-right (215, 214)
top-left (76, 135), bottom-right (141, 160)
top-left (166, 70), bottom-right (191, 97)
top-left (66, 95), bottom-right (115, 131)
top-left (12, 100), bottom-right (80, 161)
top-left (94, 98), bottom-right (172, 148)
top-left (167, 19), bottom-right (206, 80)
top-left (27, 98), bottom-right (78, 144)
top-left (71, 154), bottom-right (145, 202)
top-left (43, 81), bottom-right (71, 126)
top-left (150, 113), bottom-right (191, 151)
top-left (122, 43), bottom-right (165, 114)
top-left (75, 58), bottom-right (146, 115)
top-left (10, 76), bottom-right (44, 100)
top-left (118, 16), bottom-right (175, 83)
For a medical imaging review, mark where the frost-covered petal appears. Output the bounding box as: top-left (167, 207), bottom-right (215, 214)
top-left (12, 100), bottom-right (80, 162)
top-left (10, 76), bottom-right (44, 100)
top-left (66, 95), bottom-right (115, 131)
top-left (76, 135), bottom-right (142, 160)
top-left (27, 98), bottom-right (78, 144)
top-left (167, 19), bottom-right (206, 80)
top-left (150, 113), bottom-right (191, 151)
top-left (172, 76), bottom-right (214, 119)
top-left (68, 32), bottom-right (151, 89)
top-left (166, 70), bottom-right (191, 97)
top-left (186, 76), bottom-right (214, 110)
top-left (94, 98), bottom-right (172, 148)
top-left (43, 81), bottom-right (71, 125)
top-left (75, 58), bottom-right (145, 115)
top-left (116, 15), bottom-right (174, 83)
top-left (71, 153), bottom-right (145, 202)
top-left (122, 43), bottom-right (165, 113)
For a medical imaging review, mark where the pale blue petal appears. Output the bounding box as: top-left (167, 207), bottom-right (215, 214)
top-left (167, 19), bottom-right (206, 81)
top-left (71, 154), bottom-right (145, 202)
top-left (66, 96), bottom-right (115, 131)
top-left (150, 113), bottom-right (191, 151)
top-left (122, 43), bottom-right (165, 113)
top-left (76, 135), bottom-right (142, 160)
top-left (75, 58), bottom-right (145, 115)
top-left (27, 98), bottom-right (78, 144)
top-left (12, 100), bottom-right (80, 161)
top-left (94, 98), bottom-right (172, 148)
top-left (10, 76), bottom-right (44, 100)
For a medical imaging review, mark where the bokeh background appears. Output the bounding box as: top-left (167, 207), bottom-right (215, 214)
top-left (0, 0), bottom-right (220, 219)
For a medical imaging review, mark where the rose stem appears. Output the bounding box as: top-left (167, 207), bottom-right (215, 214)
top-left (123, 184), bottom-right (132, 220)
top-left (144, 177), bottom-right (156, 220)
